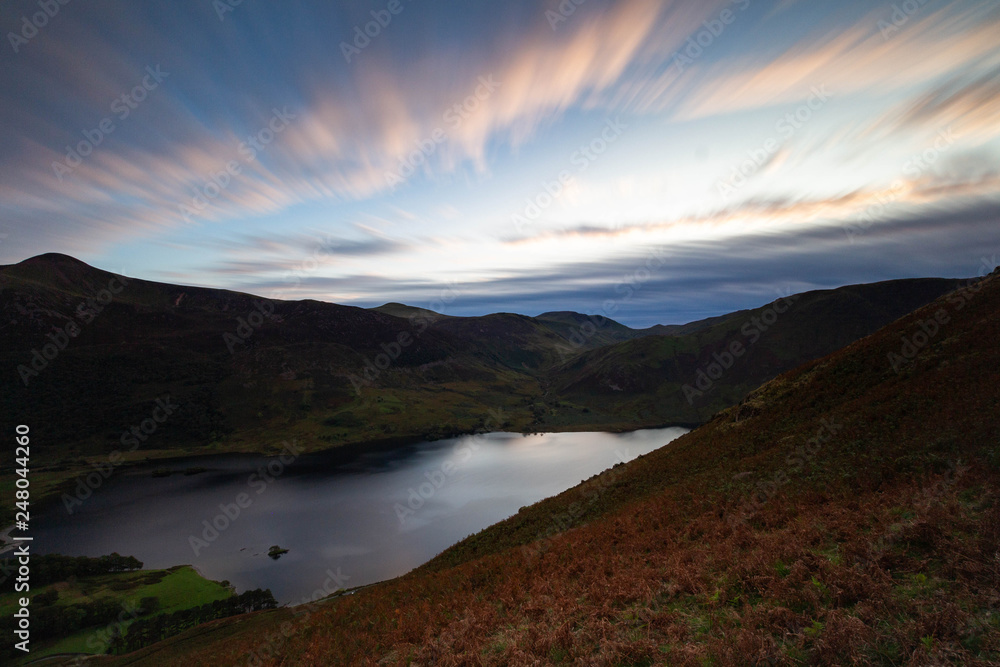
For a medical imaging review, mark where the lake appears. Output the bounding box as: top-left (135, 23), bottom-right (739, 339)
top-left (32, 427), bottom-right (688, 604)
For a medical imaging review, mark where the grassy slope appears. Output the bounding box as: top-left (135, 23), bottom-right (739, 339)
top-left (1, 256), bottom-right (963, 467)
top-left (552, 277), bottom-right (967, 426)
top-left (1, 565), bottom-right (231, 663)
top-left (0, 255), bottom-right (604, 478)
top-left (0, 255), bottom-right (961, 483)
top-left (102, 271), bottom-right (1000, 665)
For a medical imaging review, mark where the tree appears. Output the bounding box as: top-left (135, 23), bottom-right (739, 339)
top-left (139, 596), bottom-right (160, 614)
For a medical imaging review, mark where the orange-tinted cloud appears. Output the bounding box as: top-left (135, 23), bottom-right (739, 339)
top-left (505, 165), bottom-right (1000, 247)
top-left (630, 3), bottom-right (1000, 121)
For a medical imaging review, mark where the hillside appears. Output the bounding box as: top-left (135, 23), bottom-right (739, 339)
top-left (0, 254), bottom-right (966, 482)
top-left (554, 278), bottom-right (968, 425)
top-left (370, 302), bottom-right (452, 323)
top-left (100, 269), bottom-right (1000, 665)
top-left (0, 254), bottom-right (527, 468)
top-left (535, 310), bottom-right (646, 349)
top-left (0, 559), bottom-right (238, 665)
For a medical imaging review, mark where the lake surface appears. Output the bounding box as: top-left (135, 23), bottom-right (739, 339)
top-left (33, 427), bottom-right (687, 604)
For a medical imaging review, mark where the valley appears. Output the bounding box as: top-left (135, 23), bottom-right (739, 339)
top-left (5, 2), bottom-right (999, 662)
top-left (0, 254), bottom-right (967, 516)
top-left (86, 258), bottom-right (1000, 666)
top-left (2, 256), bottom-right (997, 665)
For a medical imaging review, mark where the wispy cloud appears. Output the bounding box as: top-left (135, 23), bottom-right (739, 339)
top-left (856, 66), bottom-right (1000, 146)
top-left (1, 0), bottom-right (996, 324)
top-left (628, 3), bottom-right (1000, 120)
top-left (0, 0), bottom-right (719, 257)
top-left (230, 199), bottom-right (1000, 326)
top-left (505, 162), bottom-right (1000, 248)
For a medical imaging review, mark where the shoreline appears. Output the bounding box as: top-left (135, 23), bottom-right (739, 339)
top-left (72, 421), bottom-right (702, 475)
top-left (0, 423), bottom-right (700, 549)
top-left (1, 425), bottom-right (695, 608)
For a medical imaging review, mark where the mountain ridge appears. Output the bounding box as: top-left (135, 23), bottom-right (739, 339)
top-left (95, 259), bottom-right (1000, 665)
top-left (0, 253), bottom-right (973, 471)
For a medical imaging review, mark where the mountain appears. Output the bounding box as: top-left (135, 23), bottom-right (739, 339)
top-left (369, 302), bottom-right (452, 323)
top-left (1, 254), bottom-right (487, 463)
top-left (0, 254), bottom-right (967, 477)
top-left (535, 310), bottom-right (646, 348)
top-left (552, 278), bottom-right (970, 424)
top-left (102, 268), bottom-right (1000, 665)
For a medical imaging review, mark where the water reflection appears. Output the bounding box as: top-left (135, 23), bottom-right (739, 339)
top-left (32, 427), bottom-right (687, 604)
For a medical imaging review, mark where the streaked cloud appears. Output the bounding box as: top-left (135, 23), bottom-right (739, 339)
top-left (856, 66), bottom-right (1000, 146)
top-left (232, 200), bottom-right (1000, 326)
top-left (504, 162), bottom-right (1000, 249)
top-left (628, 2), bottom-right (1000, 121)
top-left (1, 0), bottom-right (997, 325)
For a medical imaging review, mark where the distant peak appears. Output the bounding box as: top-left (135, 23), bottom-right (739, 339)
top-left (20, 253), bottom-right (92, 267)
top-left (537, 311), bottom-right (606, 322)
top-left (2, 253), bottom-right (114, 285)
top-left (371, 302), bottom-right (447, 320)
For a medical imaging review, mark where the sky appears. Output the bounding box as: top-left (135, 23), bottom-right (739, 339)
top-left (1, 0), bottom-right (998, 327)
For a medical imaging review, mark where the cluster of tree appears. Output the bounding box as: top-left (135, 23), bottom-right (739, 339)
top-left (0, 553), bottom-right (143, 591)
top-left (27, 597), bottom-right (131, 637)
top-left (0, 584), bottom-right (275, 661)
top-left (0, 553), bottom-right (145, 663)
top-left (109, 588), bottom-right (278, 654)
top-left (0, 590), bottom-right (146, 661)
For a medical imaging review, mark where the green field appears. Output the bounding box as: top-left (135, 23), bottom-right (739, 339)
top-left (0, 565), bottom-right (232, 663)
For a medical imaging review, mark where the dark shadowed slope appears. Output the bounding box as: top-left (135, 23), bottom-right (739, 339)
top-left (0, 253), bottom-right (967, 473)
top-left (101, 269), bottom-right (999, 666)
top-left (552, 277), bottom-right (968, 425)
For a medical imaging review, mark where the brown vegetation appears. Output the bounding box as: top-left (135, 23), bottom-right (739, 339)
top-left (102, 271), bottom-right (1000, 666)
